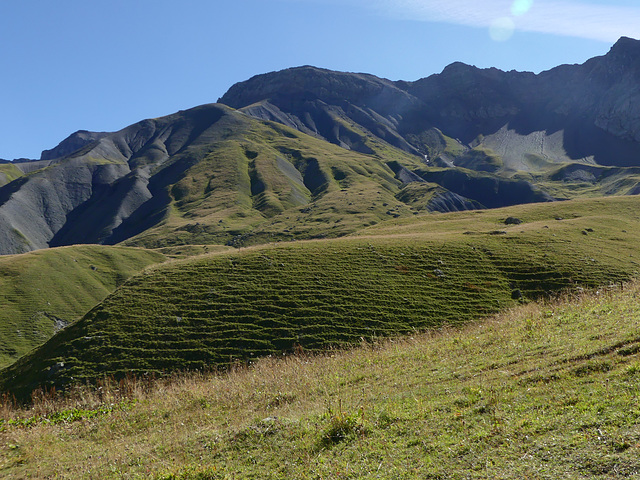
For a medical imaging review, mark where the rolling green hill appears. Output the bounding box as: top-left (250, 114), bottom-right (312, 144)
top-left (2, 274), bottom-right (640, 478)
top-left (0, 245), bottom-right (165, 367)
top-left (2, 196), bottom-right (639, 399)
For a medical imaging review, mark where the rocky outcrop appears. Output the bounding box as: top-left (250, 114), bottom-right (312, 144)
top-left (427, 190), bottom-right (484, 213)
top-left (219, 38), bottom-right (640, 167)
top-left (40, 130), bottom-right (109, 160)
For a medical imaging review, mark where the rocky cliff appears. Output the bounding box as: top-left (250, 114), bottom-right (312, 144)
top-left (1, 37), bottom-right (640, 255)
top-left (220, 37), bottom-right (640, 167)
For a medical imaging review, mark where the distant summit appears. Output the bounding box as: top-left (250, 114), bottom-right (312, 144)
top-left (0, 38), bottom-right (639, 255)
top-left (608, 36), bottom-right (640, 58)
top-left (219, 37), bottom-right (640, 164)
top-left (41, 130), bottom-right (109, 161)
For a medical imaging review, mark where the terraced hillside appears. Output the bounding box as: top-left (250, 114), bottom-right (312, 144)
top-left (358, 195), bottom-right (640, 294)
top-left (2, 196), bottom-right (639, 398)
top-left (5, 276), bottom-right (640, 478)
top-left (0, 245), bottom-right (165, 367)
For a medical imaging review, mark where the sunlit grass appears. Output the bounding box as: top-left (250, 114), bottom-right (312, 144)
top-left (0, 245), bottom-right (165, 368)
top-left (2, 282), bottom-right (640, 478)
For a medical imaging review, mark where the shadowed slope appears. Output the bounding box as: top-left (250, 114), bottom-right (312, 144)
top-left (2, 196), bottom-right (639, 399)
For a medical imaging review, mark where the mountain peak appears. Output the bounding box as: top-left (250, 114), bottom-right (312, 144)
top-left (607, 36), bottom-right (640, 59)
top-left (441, 61), bottom-right (476, 73)
top-left (218, 65), bottom-right (399, 111)
top-left (40, 130), bottom-right (108, 161)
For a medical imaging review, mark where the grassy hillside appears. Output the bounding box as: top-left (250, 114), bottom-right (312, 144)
top-left (119, 113), bottom-right (428, 250)
top-left (0, 245), bottom-right (166, 367)
top-left (2, 279), bottom-right (640, 478)
top-left (0, 163), bottom-right (23, 188)
top-left (2, 196), bottom-right (639, 398)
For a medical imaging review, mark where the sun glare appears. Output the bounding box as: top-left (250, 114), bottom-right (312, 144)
top-left (511, 0), bottom-right (534, 17)
top-left (489, 0), bottom-right (533, 41)
top-left (489, 16), bottom-right (516, 41)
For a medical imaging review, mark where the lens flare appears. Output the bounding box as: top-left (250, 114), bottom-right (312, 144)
top-left (511, 0), bottom-right (534, 17)
top-left (489, 17), bottom-right (515, 41)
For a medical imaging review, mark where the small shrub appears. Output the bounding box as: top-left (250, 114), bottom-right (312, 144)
top-left (318, 403), bottom-right (367, 448)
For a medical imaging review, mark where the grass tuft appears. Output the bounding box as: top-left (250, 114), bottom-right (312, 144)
top-left (318, 401), bottom-right (367, 449)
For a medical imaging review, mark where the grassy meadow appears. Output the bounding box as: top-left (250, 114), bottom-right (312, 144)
top-left (0, 245), bottom-right (165, 368)
top-left (2, 279), bottom-right (640, 478)
top-left (2, 195), bottom-right (639, 400)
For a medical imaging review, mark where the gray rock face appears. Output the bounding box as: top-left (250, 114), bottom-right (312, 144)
top-left (220, 66), bottom-right (424, 155)
top-left (219, 38), bottom-right (640, 167)
top-left (0, 104), bottom-right (232, 255)
top-left (0, 159), bottom-right (127, 253)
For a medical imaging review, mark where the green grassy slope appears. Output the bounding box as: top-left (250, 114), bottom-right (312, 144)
top-left (0, 245), bottom-right (166, 367)
top-left (2, 196), bottom-right (639, 398)
top-left (121, 116), bottom-right (426, 249)
top-left (2, 278), bottom-right (640, 478)
top-left (0, 163), bottom-right (24, 188)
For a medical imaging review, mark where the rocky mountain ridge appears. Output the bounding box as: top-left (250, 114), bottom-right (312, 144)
top-left (0, 37), bottom-right (640, 255)
top-left (219, 37), bottom-right (640, 167)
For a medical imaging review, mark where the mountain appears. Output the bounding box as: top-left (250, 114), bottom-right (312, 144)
top-left (4, 38), bottom-right (640, 398)
top-left (0, 104), bottom-right (545, 256)
top-left (1, 38), bottom-right (639, 255)
top-left (40, 130), bottom-right (109, 161)
top-left (0, 104), bottom-right (450, 255)
top-left (219, 37), bottom-right (640, 168)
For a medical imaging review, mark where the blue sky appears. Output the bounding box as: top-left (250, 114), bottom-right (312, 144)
top-left (1, 0), bottom-right (638, 160)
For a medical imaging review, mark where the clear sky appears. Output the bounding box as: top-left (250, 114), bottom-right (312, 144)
top-left (1, 0), bottom-right (639, 160)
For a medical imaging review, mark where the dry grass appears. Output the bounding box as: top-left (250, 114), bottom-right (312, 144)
top-left (2, 281), bottom-right (640, 478)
